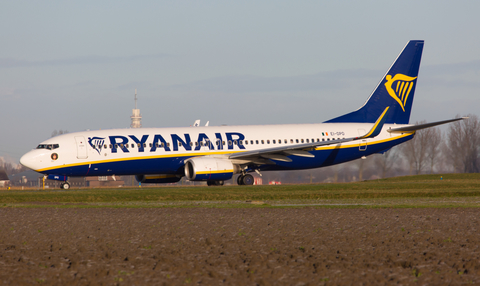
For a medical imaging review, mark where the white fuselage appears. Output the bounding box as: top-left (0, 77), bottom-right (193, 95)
top-left (20, 122), bottom-right (413, 177)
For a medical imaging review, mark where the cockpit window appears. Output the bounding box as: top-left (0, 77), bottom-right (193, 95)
top-left (36, 144), bottom-right (60, 150)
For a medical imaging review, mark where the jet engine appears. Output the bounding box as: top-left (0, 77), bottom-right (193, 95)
top-left (135, 174), bottom-right (182, 184)
top-left (184, 157), bottom-right (240, 181)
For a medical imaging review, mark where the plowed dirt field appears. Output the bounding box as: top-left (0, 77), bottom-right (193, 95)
top-left (1, 207), bottom-right (479, 285)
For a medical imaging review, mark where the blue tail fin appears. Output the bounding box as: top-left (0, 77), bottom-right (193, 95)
top-left (325, 40), bottom-right (424, 124)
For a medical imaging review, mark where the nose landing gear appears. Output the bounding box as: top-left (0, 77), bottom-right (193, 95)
top-left (60, 182), bottom-right (71, 190)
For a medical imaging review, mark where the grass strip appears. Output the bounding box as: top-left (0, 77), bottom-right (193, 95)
top-left (0, 173), bottom-right (479, 206)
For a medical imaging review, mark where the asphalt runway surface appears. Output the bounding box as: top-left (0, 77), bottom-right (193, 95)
top-left (1, 207), bottom-right (479, 285)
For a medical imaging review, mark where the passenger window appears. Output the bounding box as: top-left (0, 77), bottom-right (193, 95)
top-left (239, 140), bottom-right (243, 145)
top-left (306, 139), bottom-right (309, 143)
top-left (256, 140), bottom-right (259, 144)
top-left (301, 139), bottom-right (304, 143)
top-left (290, 139), bottom-right (293, 143)
top-left (245, 141), bottom-right (248, 145)
top-left (104, 145), bottom-right (107, 149)
top-left (234, 140), bottom-right (237, 145)
top-left (143, 143), bottom-right (146, 147)
top-left (317, 138), bottom-right (320, 142)
top-left (250, 140), bottom-right (254, 145)
top-left (296, 139), bottom-right (299, 143)
top-left (167, 143), bottom-right (170, 147)
top-left (190, 142), bottom-right (194, 146)
top-left (200, 142), bottom-right (204, 146)
top-left (228, 140), bottom-right (232, 146)
top-left (110, 144), bottom-right (113, 148)
top-left (195, 142), bottom-right (198, 147)
top-left (322, 139), bottom-right (325, 142)
top-left (267, 140), bottom-right (270, 144)
top-left (327, 138), bottom-right (330, 141)
top-left (178, 142), bottom-right (182, 147)
top-left (161, 142), bottom-right (165, 147)
top-left (261, 140), bottom-right (264, 144)
top-left (223, 141), bottom-right (225, 145)
top-left (278, 140), bottom-right (281, 144)
top-left (273, 140), bottom-right (276, 144)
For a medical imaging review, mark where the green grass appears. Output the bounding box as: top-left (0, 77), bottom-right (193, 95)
top-left (1, 173), bottom-right (480, 208)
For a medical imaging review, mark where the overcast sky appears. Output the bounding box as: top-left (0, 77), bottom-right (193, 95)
top-left (1, 1), bottom-right (480, 163)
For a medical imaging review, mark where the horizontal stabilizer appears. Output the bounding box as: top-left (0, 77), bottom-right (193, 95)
top-left (387, 117), bottom-right (466, 133)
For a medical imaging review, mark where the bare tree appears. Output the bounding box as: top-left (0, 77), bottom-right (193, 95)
top-left (424, 127), bottom-right (442, 174)
top-left (374, 147), bottom-right (401, 178)
top-left (401, 121), bottom-right (429, 175)
top-left (354, 155), bottom-right (376, 181)
top-left (445, 115), bottom-right (480, 173)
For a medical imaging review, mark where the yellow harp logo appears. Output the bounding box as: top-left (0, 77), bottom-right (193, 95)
top-left (384, 74), bottom-right (417, 112)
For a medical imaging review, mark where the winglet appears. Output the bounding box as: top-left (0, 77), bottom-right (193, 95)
top-left (358, 107), bottom-right (389, 139)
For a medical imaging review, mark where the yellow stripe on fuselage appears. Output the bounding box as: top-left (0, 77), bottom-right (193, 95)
top-left (37, 132), bottom-right (414, 173)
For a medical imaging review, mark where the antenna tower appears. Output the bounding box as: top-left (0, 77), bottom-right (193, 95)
top-left (130, 89), bottom-right (142, 128)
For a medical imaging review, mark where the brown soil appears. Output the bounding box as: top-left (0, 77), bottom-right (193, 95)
top-left (1, 207), bottom-right (479, 285)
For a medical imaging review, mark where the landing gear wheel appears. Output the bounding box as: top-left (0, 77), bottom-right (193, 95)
top-left (242, 174), bottom-right (254, 185)
top-left (237, 175), bottom-right (244, 185)
top-left (61, 182), bottom-right (70, 190)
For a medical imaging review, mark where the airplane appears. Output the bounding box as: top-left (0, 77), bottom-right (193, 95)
top-left (20, 40), bottom-right (464, 189)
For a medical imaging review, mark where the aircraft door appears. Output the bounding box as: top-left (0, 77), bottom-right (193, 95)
top-left (357, 129), bottom-right (367, 151)
top-left (75, 136), bottom-right (88, 159)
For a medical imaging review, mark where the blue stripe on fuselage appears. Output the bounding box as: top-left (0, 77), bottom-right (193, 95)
top-left (40, 135), bottom-right (412, 177)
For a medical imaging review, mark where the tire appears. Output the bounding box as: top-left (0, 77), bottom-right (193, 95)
top-left (237, 175), bottom-right (244, 185)
top-left (242, 174), bottom-right (254, 185)
top-left (216, 180), bottom-right (224, 186)
top-left (207, 180), bottom-right (214, 186)
top-left (62, 182), bottom-right (70, 190)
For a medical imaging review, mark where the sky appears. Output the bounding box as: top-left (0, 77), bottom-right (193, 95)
top-left (1, 1), bottom-right (480, 163)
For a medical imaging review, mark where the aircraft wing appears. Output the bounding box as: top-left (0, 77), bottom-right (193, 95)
top-left (387, 117), bottom-right (466, 133)
top-left (229, 107), bottom-right (389, 162)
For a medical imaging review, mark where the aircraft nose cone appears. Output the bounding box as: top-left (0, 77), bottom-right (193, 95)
top-left (20, 152), bottom-right (34, 170)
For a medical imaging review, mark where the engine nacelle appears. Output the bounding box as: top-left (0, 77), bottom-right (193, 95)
top-left (185, 157), bottom-right (239, 181)
top-left (135, 174), bottom-right (182, 184)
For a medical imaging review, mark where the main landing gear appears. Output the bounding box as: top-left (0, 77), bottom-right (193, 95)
top-left (60, 182), bottom-right (71, 190)
top-left (237, 174), bottom-right (254, 185)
